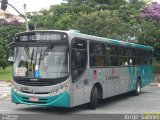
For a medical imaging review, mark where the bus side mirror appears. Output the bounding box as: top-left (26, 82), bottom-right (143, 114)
top-left (6, 42), bottom-right (15, 64)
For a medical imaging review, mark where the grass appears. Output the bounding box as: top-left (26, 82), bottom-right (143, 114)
top-left (0, 66), bottom-right (12, 82)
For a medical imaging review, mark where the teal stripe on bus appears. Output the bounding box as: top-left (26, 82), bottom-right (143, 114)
top-left (128, 66), bottom-right (154, 91)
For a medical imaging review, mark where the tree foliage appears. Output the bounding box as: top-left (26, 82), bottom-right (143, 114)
top-left (139, 2), bottom-right (160, 59)
top-left (72, 11), bottom-right (133, 41)
top-left (140, 2), bottom-right (160, 21)
top-left (0, 37), bottom-right (7, 69)
top-left (0, 24), bottom-right (25, 69)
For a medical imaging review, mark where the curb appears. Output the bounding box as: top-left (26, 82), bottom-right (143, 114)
top-left (0, 93), bottom-right (8, 100)
top-left (149, 83), bottom-right (160, 87)
top-left (0, 82), bottom-right (11, 87)
top-left (0, 94), bottom-right (10, 100)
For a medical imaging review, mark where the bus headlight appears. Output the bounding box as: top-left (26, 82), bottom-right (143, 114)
top-left (13, 88), bottom-right (17, 92)
top-left (50, 84), bottom-right (69, 96)
top-left (13, 87), bottom-right (20, 94)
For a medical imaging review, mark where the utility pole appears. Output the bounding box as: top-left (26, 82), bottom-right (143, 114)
top-left (24, 4), bottom-right (29, 31)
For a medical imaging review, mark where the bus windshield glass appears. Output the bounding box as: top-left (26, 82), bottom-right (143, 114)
top-left (13, 44), bottom-right (69, 79)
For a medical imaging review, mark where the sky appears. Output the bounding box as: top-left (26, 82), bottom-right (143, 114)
top-left (7, 0), bottom-right (63, 15)
top-left (6, 0), bottom-right (160, 15)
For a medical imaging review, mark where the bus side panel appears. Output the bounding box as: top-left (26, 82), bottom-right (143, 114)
top-left (128, 66), bottom-right (138, 91)
top-left (140, 65), bottom-right (154, 87)
top-left (71, 65), bottom-right (154, 107)
top-left (72, 69), bottom-right (91, 107)
top-left (87, 67), bottom-right (130, 99)
top-left (72, 68), bottom-right (105, 107)
top-left (83, 69), bottom-right (95, 104)
top-left (105, 67), bottom-right (130, 98)
top-left (128, 65), bottom-right (154, 91)
top-left (118, 67), bottom-right (130, 94)
top-left (88, 68), bottom-right (107, 98)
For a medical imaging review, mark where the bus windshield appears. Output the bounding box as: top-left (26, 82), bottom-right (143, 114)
top-left (13, 44), bottom-right (69, 79)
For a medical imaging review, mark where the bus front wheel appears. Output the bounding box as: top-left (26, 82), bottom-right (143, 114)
top-left (89, 86), bottom-right (98, 109)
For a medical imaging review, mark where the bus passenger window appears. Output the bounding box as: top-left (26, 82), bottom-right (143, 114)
top-left (106, 44), bottom-right (119, 66)
top-left (90, 55), bottom-right (96, 67)
top-left (129, 59), bottom-right (133, 65)
top-left (90, 42), bottom-right (105, 67)
top-left (119, 57), bottom-right (129, 66)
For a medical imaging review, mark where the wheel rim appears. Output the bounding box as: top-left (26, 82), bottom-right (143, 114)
top-left (137, 82), bottom-right (141, 93)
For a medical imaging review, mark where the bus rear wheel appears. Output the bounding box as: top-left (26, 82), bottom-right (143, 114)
top-left (133, 79), bottom-right (141, 96)
top-left (89, 86), bottom-right (98, 109)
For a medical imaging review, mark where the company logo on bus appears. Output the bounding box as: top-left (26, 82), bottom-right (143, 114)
top-left (106, 68), bottom-right (120, 80)
top-left (111, 68), bottom-right (115, 76)
top-left (93, 70), bottom-right (98, 80)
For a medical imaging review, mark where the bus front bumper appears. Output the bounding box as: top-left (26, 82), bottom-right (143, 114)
top-left (11, 89), bottom-right (70, 108)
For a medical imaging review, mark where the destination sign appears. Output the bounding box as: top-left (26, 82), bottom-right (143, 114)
top-left (15, 32), bottom-right (67, 42)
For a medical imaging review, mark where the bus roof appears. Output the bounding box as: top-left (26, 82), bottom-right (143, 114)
top-left (17, 30), bottom-right (154, 50)
top-left (67, 30), bottom-right (154, 51)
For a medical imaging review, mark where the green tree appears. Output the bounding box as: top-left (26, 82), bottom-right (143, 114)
top-left (28, 0), bottom-right (151, 45)
top-left (28, 9), bottom-right (51, 29)
top-left (0, 37), bottom-right (7, 69)
top-left (117, 0), bottom-right (146, 24)
top-left (72, 11), bottom-right (133, 41)
top-left (139, 2), bottom-right (160, 60)
top-left (0, 24), bottom-right (25, 69)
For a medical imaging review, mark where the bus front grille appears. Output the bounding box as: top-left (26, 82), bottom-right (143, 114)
top-left (21, 91), bottom-right (50, 94)
top-left (16, 80), bottom-right (58, 86)
top-left (23, 100), bottom-right (47, 104)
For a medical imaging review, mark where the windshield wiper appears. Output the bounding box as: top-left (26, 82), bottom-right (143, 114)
top-left (38, 49), bottom-right (42, 66)
top-left (29, 48), bottom-right (34, 71)
top-left (40, 44), bottom-right (54, 60)
top-left (37, 44), bottom-right (54, 68)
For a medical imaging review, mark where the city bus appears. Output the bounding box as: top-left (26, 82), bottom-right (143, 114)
top-left (7, 30), bottom-right (154, 109)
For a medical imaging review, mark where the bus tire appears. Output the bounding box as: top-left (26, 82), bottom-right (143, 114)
top-left (89, 86), bottom-right (98, 109)
top-left (133, 79), bottom-right (141, 96)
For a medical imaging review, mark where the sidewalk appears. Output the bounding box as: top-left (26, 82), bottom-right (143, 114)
top-left (149, 82), bottom-right (160, 87)
top-left (0, 93), bottom-right (8, 100)
top-left (0, 81), bottom-right (11, 87)
top-left (0, 81), bottom-right (11, 100)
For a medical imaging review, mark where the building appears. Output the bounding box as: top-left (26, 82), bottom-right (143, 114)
top-left (0, 10), bottom-right (25, 25)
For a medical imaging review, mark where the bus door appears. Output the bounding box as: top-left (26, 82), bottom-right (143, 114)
top-left (71, 38), bottom-right (88, 106)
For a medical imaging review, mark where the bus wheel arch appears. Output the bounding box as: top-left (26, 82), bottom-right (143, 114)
top-left (137, 76), bottom-right (142, 88)
top-left (94, 82), bottom-right (103, 99)
top-left (133, 77), bottom-right (142, 96)
top-left (88, 82), bottom-right (103, 109)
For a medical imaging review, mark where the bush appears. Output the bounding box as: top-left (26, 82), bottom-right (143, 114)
top-left (154, 62), bottom-right (160, 75)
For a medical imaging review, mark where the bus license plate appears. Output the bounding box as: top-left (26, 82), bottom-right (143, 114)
top-left (29, 97), bottom-right (39, 102)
